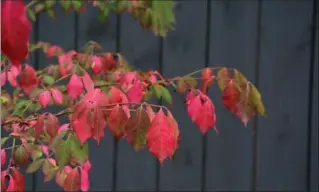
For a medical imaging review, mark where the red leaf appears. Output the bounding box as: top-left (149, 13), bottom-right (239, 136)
top-left (196, 94), bottom-right (217, 134)
top-left (147, 109), bottom-right (177, 165)
top-left (11, 167), bottom-right (24, 191)
top-left (126, 82), bottom-right (145, 103)
top-left (67, 74), bottom-right (83, 100)
top-left (146, 105), bottom-right (155, 121)
top-left (18, 65), bottom-right (38, 95)
top-left (91, 56), bottom-right (102, 75)
top-left (107, 105), bottom-right (127, 140)
top-left (7, 65), bottom-right (21, 87)
top-left (34, 114), bottom-right (45, 137)
top-left (71, 115), bottom-right (92, 146)
top-left (1, 149), bottom-right (6, 167)
top-left (1, 0), bottom-right (31, 67)
top-left (38, 90), bottom-right (51, 108)
top-left (91, 107), bottom-right (107, 144)
top-left (1, 72), bottom-right (6, 87)
top-left (80, 168), bottom-right (89, 191)
top-left (201, 68), bottom-right (214, 94)
top-left (1, 171), bottom-right (8, 191)
top-left (58, 51), bottom-right (76, 76)
top-left (102, 53), bottom-right (116, 71)
top-left (58, 123), bottom-right (69, 134)
top-left (63, 168), bottom-right (80, 191)
top-left (222, 80), bottom-right (241, 114)
top-left (82, 160), bottom-right (91, 173)
top-left (47, 45), bottom-right (63, 58)
top-left (186, 93), bottom-right (202, 122)
top-left (6, 175), bottom-right (17, 191)
top-left (46, 113), bottom-right (59, 137)
top-left (41, 145), bottom-right (49, 156)
top-left (50, 88), bottom-right (64, 104)
top-left (108, 87), bottom-right (130, 118)
top-left (82, 72), bottom-right (94, 92)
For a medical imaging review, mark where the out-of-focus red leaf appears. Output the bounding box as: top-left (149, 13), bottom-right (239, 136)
top-left (47, 45), bottom-right (63, 59)
top-left (126, 82), bottom-right (145, 103)
top-left (63, 167), bottom-right (80, 191)
top-left (18, 65), bottom-right (38, 95)
top-left (46, 113), bottom-right (59, 137)
top-left (11, 167), bottom-right (24, 191)
top-left (6, 175), bottom-right (17, 191)
top-left (58, 123), bottom-right (69, 134)
top-left (58, 51), bottom-right (76, 76)
top-left (82, 72), bottom-right (94, 92)
top-left (1, 149), bottom-right (6, 167)
top-left (38, 90), bottom-right (51, 108)
top-left (1, 171), bottom-right (8, 191)
top-left (34, 114), bottom-right (45, 137)
top-left (80, 168), bottom-right (89, 191)
top-left (67, 74), bottom-right (83, 100)
top-left (50, 88), bottom-right (64, 104)
top-left (1, 0), bottom-right (31, 67)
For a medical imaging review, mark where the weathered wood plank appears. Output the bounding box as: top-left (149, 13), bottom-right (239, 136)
top-left (205, 1), bottom-right (259, 191)
top-left (159, 1), bottom-right (207, 191)
top-left (256, 1), bottom-right (313, 191)
top-left (114, 12), bottom-right (160, 191)
top-left (77, 3), bottom-right (118, 191)
top-left (35, 6), bottom-right (76, 191)
top-left (311, 11), bottom-right (318, 191)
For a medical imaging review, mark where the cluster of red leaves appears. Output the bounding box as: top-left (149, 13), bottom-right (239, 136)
top-left (0, 1), bottom-right (265, 191)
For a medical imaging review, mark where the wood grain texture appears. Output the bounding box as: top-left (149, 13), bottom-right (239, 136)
top-left (256, 1), bottom-right (313, 191)
top-left (159, 1), bottom-right (207, 191)
top-left (205, 1), bottom-right (259, 191)
top-left (35, 6), bottom-right (76, 191)
top-left (77, 3), bottom-right (118, 191)
top-left (310, 9), bottom-right (318, 191)
top-left (114, 12), bottom-right (160, 191)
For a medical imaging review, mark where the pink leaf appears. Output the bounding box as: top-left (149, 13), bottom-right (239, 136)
top-left (82, 72), bottom-right (94, 92)
top-left (50, 88), bottom-right (64, 104)
top-left (126, 82), bottom-right (144, 103)
top-left (82, 160), bottom-right (92, 173)
top-left (80, 168), bottom-right (89, 191)
top-left (38, 90), bottom-right (51, 108)
top-left (67, 74), bottom-right (83, 100)
top-left (91, 56), bottom-right (102, 74)
top-left (1, 149), bottom-right (6, 167)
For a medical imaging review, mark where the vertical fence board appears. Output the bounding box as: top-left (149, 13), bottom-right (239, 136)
top-left (311, 14), bottom-right (318, 191)
top-left (257, 1), bottom-right (313, 191)
top-left (159, 1), bottom-right (207, 190)
top-left (205, 1), bottom-right (259, 191)
top-left (35, 6), bottom-right (76, 191)
top-left (77, 4), bottom-right (118, 191)
top-left (114, 12), bottom-right (160, 191)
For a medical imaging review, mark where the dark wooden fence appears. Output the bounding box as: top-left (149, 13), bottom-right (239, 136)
top-left (8, 0), bottom-right (319, 191)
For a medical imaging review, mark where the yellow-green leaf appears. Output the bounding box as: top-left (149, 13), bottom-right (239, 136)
top-left (161, 87), bottom-right (172, 104)
top-left (249, 83), bottom-right (265, 116)
top-left (27, 9), bottom-right (36, 21)
top-left (1, 137), bottom-right (9, 147)
top-left (217, 67), bottom-right (229, 91)
top-left (26, 159), bottom-right (45, 173)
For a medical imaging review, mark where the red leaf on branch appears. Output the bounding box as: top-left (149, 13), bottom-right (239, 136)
top-left (107, 105), bottom-right (128, 140)
top-left (1, 0), bottom-right (31, 67)
top-left (7, 66), bottom-right (21, 87)
top-left (18, 65), bottom-right (38, 95)
top-left (1, 149), bottom-right (6, 167)
top-left (50, 88), bottom-right (64, 104)
top-left (11, 167), bottom-right (24, 191)
top-left (46, 113), bottom-right (59, 138)
top-left (81, 72), bottom-right (94, 92)
top-left (91, 56), bottom-right (103, 75)
top-left (67, 74), bottom-right (83, 100)
top-left (108, 87), bottom-right (130, 118)
top-left (147, 109), bottom-right (178, 165)
top-left (38, 90), bottom-right (51, 108)
top-left (63, 168), bottom-right (80, 191)
top-left (186, 90), bottom-right (218, 134)
top-left (102, 53), bottom-right (116, 71)
top-left (71, 109), bottom-right (92, 145)
top-left (47, 45), bottom-right (63, 59)
top-left (201, 68), bottom-right (214, 95)
top-left (222, 80), bottom-right (240, 114)
top-left (126, 82), bottom-right (145, 103)
top-left (58, 51), bottom-right (76, 76)
top-left (34, 114), bottom-right (45, 137)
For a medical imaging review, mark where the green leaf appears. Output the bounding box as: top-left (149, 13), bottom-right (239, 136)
top-left (161, 87), bottom-right (172, 104)
top-left (47, 8), bottom-right (55, 18)
top-left (42, 159), bottom-right (59, 181)
top-left (72, 1), bottom-right (82, 10)
top-left (34, 3), bottom-right (45, 13)
top-left (143, 89), bottom-right (153, 101)
top-left (1, 137), bottom-right (9, 147)
top-left (176, 76), bottom-right (197, 94)
top-left (0, 96), bottom-right (9, 105)
top-left (26, 159), bottom-right (45, 173)
top-left (68, 134), bottom-right (89, 165)
top-left (27, 9), bottom-right (36, 21)
top-left (50, 130), bottom-right (68, 152)
top-left (153, 85), bottom-right (163, 99)
top-left (43, 75), bottom-right (55, 85)
top-left (31, 146), bottom-right (43, 160)
top-left (151, 1), bottom-right (175, 37)
top-left (56, 140), bottom-right (71, 169)
top-left (59, 1), bottom-right (72, 11)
